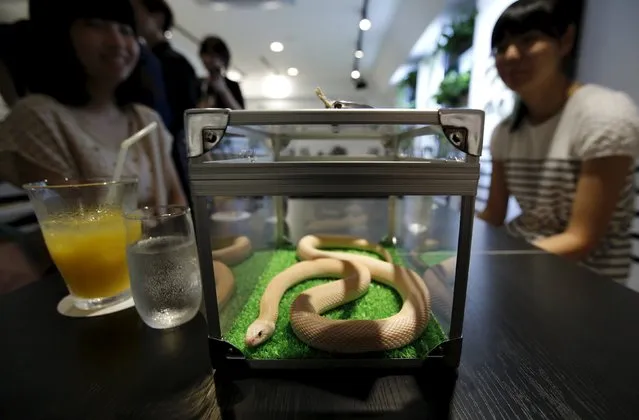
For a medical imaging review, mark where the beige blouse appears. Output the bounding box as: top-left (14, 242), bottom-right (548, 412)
top-left (0, 94), bottom-right (177, 207)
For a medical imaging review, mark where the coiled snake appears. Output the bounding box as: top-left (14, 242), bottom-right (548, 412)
top-left (245, 234), bottom-right (431, 353)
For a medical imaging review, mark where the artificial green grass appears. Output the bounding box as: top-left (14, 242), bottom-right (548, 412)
top-left (221, 247), bottom-right (451, 360)
top-left (420, 251), bottom-right (457, 267)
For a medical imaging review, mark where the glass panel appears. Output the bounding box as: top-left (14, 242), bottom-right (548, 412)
top-left (203, 194), bottom-right (461, 360)
top-left (204, 123), bottom-right (465, 162)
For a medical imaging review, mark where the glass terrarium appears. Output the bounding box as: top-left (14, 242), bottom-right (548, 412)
top-left (185, 107), bottom-right (484, 373)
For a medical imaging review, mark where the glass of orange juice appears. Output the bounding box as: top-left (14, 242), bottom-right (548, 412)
top-left (23, 178), bottom-right (138, 310)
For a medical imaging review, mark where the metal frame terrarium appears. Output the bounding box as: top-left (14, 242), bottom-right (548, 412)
top-left (185, 107), bottom-right (484, 375)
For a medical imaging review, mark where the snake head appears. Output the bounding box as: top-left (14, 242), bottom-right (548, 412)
top-left (245, 320), bottom-right (276, 347)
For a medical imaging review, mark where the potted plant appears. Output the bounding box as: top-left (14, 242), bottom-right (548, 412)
top-left (433, 70), bottom-right (471, 108)
top-left (437, 11), bottom-right (476, 56)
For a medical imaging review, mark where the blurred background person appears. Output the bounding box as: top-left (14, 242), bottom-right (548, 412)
top-left (478, 0), bottom-right (639, 282)
top-left (0, 0), bottom-right (186, 206)
top-left (198, 35), bottom-right (245, 109)
top-left (131, 0), bottom-right (198, 199)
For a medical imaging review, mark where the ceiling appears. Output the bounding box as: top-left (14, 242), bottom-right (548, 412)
top-left (167, 0), bottom-right (402, 100)
top-left (0, 0), bottom-right (458, 105)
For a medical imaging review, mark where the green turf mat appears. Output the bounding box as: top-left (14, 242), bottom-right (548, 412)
top-left (219, 247), bottom-right (451, 359)
top-left (420, 251), bottom-right (457, 267)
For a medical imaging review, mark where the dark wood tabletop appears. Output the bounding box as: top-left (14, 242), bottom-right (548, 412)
top-left (1, 219), bottom-right (639, 420)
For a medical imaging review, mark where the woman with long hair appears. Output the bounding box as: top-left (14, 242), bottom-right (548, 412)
top-left (478, 0), bottom-right (639, 282)
top-left (0, 0), bottom-right (186, 207)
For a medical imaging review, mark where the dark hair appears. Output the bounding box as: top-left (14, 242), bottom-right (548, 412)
top-left (140, 0), bottom-right (174, 32)
top-left (28, 0), bottom-right (154, 108)
top-left (491, 0), bottom-right (577, 131)
top-left (199, 36), bottom-right (231, 68)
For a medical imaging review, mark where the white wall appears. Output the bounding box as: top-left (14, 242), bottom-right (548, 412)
top-left (467, 0), bottom-right (517, 158)
top-left (577, 1), bottom-right (639, 103)
top-left (575, 0), bottom-right (639, 291)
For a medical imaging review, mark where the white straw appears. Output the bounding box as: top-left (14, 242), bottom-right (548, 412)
top-left (106, 122), bottom-right (158, 203)
top-left (112, 122), bottom-right (158, 182)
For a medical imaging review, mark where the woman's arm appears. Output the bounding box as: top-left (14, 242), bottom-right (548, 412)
top-left (477, 160), bottom-right (510, 226)
top-left (533, 155), bottom-right (633, 260)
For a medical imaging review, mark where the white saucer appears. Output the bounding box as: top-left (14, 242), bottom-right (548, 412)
top-left (210, 211), bottom-right (251, 222)
top-left (57, 295), bottom-right (135, 318)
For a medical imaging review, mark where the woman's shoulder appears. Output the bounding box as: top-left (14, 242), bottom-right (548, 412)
top-left (8, 94), bottom-right (65, 116)
top-left (570, 84), bottom-right (639, 123)
top-left (1, 94), bottom-right (68, 135)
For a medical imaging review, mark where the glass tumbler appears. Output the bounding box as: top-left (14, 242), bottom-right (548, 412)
top-left (124, 206), bottom-right (202, 329)
top-left (24, 178), bottom-right (138, 310)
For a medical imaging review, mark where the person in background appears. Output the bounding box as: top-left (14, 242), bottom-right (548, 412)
top-left (136, 41), bottom-right (173, 129)
top-left (131, 0), bottom-right (198, 200)
top-left (478, 0), bottom-right (639, 283)
top-left (0, 6), bottom-right (173, 131)
top-left (0, 0), bottom-right (186, 207)
top-left (198, 35), bottom-right (245, 109)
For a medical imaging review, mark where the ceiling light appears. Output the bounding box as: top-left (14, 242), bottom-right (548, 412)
top-left (262, 74), bottom-right (292, 99)
top-left (226, 69), bottom-right (242, 82)
top-left (354, 50), bottom-right (364, 59)
top-left (164, 31), bottom-right (173, 39)
top-left (351, 70), bottom-right (361, 79)
top-left (359, 18), bottom-right (372, 31)
top-left (212, 3), bottom-right (229, 11)
top-left (270, 41), bottom-right (284, 52)
top-left (287, 67), bottom-right (299, 76)
top-left (263, 1), bottom-right (281, 10)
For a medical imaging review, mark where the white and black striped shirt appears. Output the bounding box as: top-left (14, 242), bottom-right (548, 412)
top-left (490, 84), bottom-right (639, 283)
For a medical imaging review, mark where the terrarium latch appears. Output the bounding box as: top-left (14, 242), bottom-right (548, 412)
top-left (438, 109), bottom-right (484, 157)
top-left (184, 108), bottom-right (231, 158)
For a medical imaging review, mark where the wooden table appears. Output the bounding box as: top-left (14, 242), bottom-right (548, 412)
top-left (1, 219), bottom-right (638, 419)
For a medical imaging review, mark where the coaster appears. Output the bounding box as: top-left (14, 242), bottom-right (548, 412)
top-left (57, 295), bottom-right (135, 318)
top-left (211, 211), bottom-right (251, 222)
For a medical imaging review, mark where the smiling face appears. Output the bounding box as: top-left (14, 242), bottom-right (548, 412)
top-left (70, 18), bottom-right (140, 89)
top-left (493, 26), bottom-right (575, 97)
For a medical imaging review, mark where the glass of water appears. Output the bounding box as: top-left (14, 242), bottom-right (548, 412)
top-left (124, 206), bottom-right (202, 329)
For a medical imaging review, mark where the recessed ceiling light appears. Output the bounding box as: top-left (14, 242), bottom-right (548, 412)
top-left (287, 67), bottom-right (299, 76)
top-left (263, 1), bottom-right (281, 10)
top-left (359, 19), bottom-right (372, 31)
top-left (351, 70), bottom-right (361, 79)
top-left (226, 69), bottom-right (242, 82)
top-left (270, 41), bottom-right (284, 52)
top-left (262, 74), bottom-right (292, 99)
top-left (354, 50), bottom-right (364, 59)
top-left (212, 3), bottom-right (228, 11)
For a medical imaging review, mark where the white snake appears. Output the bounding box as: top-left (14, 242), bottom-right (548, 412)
top-left (245, 234), bottom-right (431, 353)
top-left (211, 236), bottom-right (252, 307)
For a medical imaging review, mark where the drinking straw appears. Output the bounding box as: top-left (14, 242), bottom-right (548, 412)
top-left (112, 122), bottom-right (158, 182)
top-left (106, 122), bottom-right (158, 202)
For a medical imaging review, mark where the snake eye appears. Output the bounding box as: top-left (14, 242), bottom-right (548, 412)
top-left (258, 331), bottom-right (263, 337)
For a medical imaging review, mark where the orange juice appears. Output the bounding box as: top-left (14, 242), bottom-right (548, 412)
top-left (42, 210), bottom-right (140, 299)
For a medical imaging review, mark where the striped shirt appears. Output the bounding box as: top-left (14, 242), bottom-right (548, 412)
top-left (490, 84), bottom-right (639, 283)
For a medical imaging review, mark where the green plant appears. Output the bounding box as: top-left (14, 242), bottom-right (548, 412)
top-left (437, 11), bottom-right (477, 55)
top-left (433, 70), bottom-right (471, 107)
top-left (398, 69), bottom-right (418, 90)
